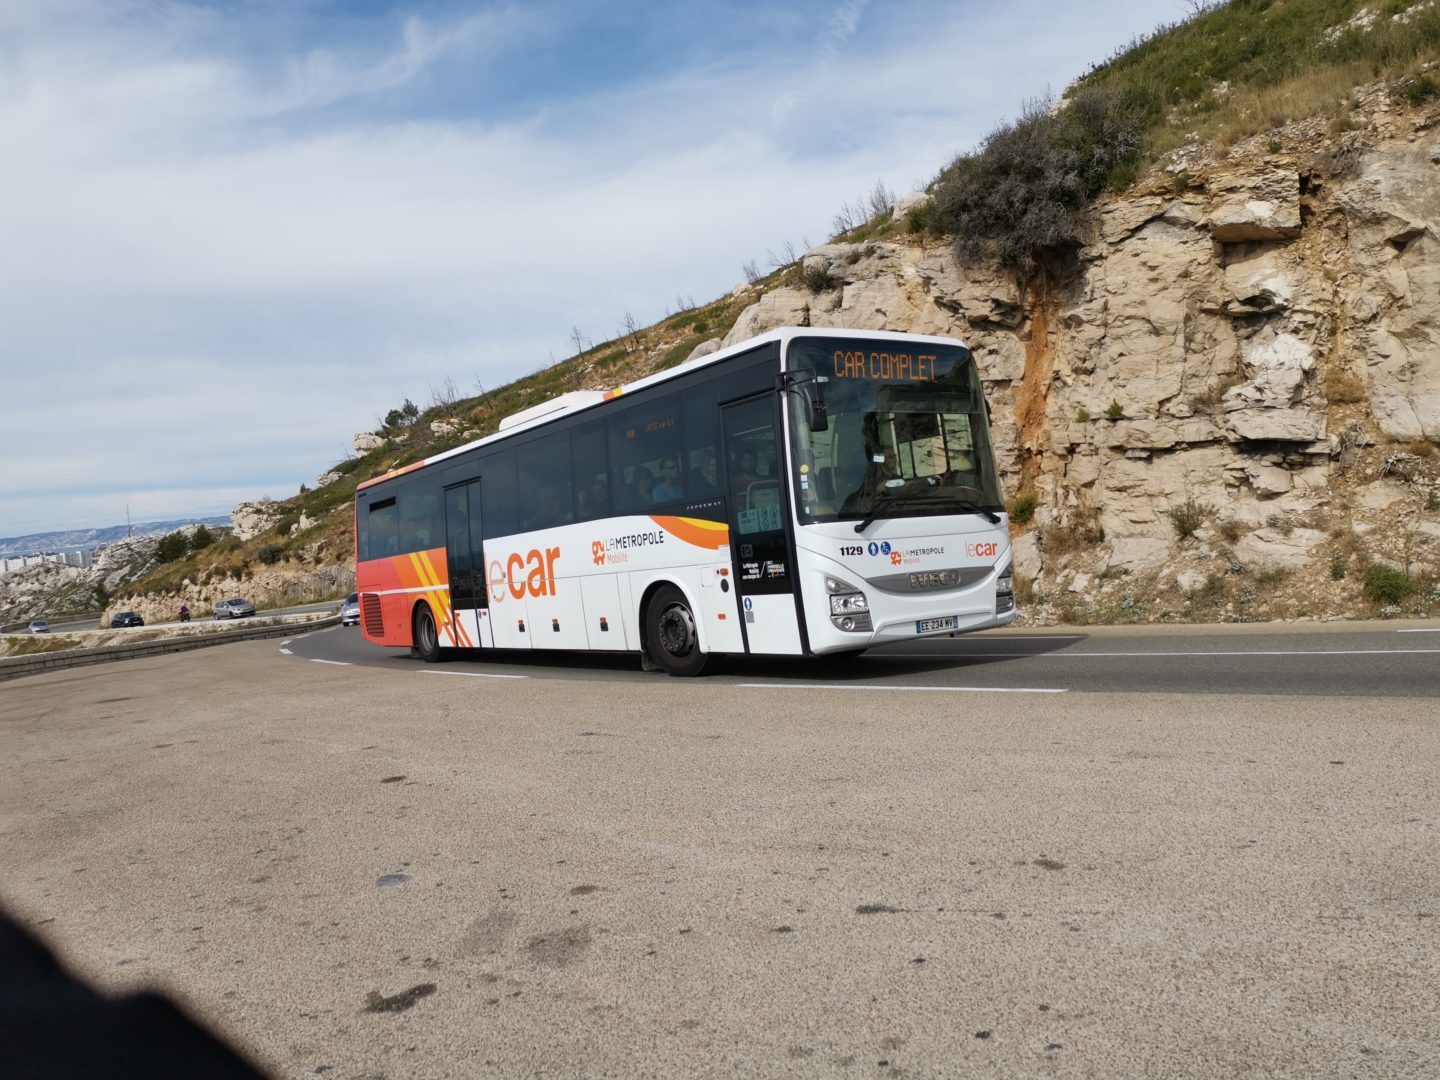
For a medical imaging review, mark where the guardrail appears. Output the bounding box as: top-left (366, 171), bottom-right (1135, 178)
top-left (0, 615), bottom-right (342, 682)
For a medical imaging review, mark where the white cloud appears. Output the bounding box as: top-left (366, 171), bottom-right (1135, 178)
top-left (0, 0), bottom-right (1169, 537)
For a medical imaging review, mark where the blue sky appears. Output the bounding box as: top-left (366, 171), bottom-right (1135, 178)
top-left (1, 0), bottom-right (1177, 536)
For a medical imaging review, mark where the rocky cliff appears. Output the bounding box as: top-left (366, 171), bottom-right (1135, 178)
top-left (706, 85), bottom-right (1440, 622)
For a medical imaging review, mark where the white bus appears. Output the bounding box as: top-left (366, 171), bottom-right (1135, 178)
top-left (354, 327), bottom-right (1014, 675)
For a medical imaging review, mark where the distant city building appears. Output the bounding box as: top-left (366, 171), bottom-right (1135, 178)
top-left (0, 549), bottom-right (96, 577)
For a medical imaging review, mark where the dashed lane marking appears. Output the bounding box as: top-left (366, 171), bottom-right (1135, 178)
top-left (879, 648), bottom-right (1440, 659)
top-left (419, 670), bottom-right (529, 680)
top-left (739, 683), bottom-right (1066, 694)
top-left (309, 658), bottom-right (352, 666)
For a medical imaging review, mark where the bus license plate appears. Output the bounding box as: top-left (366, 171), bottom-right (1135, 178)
top-left (916, 616), bottom-right (958, 634)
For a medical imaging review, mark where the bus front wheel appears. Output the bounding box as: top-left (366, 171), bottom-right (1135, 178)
top-left (412, 603), bottom-right (442, 663)
top-left (645, 585), bottom-right (718, 677)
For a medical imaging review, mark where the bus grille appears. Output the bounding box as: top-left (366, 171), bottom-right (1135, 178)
top-left (361, 593), bottom-right (384, 636)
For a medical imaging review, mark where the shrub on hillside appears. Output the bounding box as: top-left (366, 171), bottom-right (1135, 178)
top-left (799, 264), bottom-right (838, 293)
top-left (1167, 498), bottom-right (1212, 541)
top-left (928, 85), bottom-right (1149, 275)
top-left (1363, 564), bottom-right (1414, 605)
top-left (189, 524), bottom-right (214, 550)
top-left (1008, 490), bottom-right (1038, 525)
top-left (155, 531), bottom-right (188, 563)
top-left (257, 544), bottom-right (283, 566)
top-left (382, 399), bottom-right (419, 430)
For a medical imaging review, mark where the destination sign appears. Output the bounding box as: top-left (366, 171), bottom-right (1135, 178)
top-left (831, 349), bottom-right (940, 382)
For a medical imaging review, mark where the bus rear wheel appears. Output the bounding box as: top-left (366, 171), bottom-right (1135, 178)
top-left (645, 585), bottom-right (718, 677)
top-left (412, 603), bottom-right (442, 663)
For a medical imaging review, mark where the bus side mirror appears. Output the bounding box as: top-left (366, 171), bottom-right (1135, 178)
top-left (809, 398), bottom-right (829, 432)
top-left (779, 370), bottom-right (828, 432)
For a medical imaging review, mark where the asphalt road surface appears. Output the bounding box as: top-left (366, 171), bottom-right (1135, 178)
top-left (44, 600), bottom-right (340, 634)
top-left (295, 619), bottom-right (1440, 699)
top-left (1, 625), bottom-right (1437, 1079)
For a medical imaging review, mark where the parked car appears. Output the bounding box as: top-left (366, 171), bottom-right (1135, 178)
top-left (213, 598), bottom-right (256, 619)
top-left (110, 611), bottom-right (144, 628)
top-left (28, 619), bottom-right (50, 634)
top-left (339, 593), bottom-right (361, 626)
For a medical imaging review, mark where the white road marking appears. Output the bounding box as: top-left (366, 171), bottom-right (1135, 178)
top-left (279, 647), bottom-right (293, 655)
top-left (880, 648), bottom-right (1440, 659)
top-left (740, 683), bottom-right (1066, 694)
top-left (419, 669), bottom-right (529, 680)
top-left (1397, 628), bottom-right (1440, 634)
top-left (310, 658), bottom-right (352, 666)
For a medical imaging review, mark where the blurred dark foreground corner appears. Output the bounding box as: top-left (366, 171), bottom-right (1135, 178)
top-left (0, 906), bottom-right (267, 1079)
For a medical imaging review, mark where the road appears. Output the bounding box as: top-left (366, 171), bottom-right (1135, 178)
top-left (43, 600), bottom-right (340, 634)
top-left (293, 619), bottom-right (1440, 699)
top-left (0, 624), bottom-right (1437, 1079)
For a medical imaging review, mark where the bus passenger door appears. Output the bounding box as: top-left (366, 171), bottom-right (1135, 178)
top-left (722, 396), bottom-right (804, 656)
top-left (444, 480), bottom-right (493, 649)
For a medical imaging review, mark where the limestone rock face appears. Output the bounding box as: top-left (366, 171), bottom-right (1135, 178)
top-left (685, 338), bottom-right (721, 363)
top-left (715, 100), bottom-right (1438, 598)
top-left (313, 470), bottom-right (342, 489)
top-left (1207, 168), bottom-right (1302, 242)
top-left (353, 432), bottom-right (385, 454)
top-left (1234, 527), bottom-right (1329, 569)
top-left (1336, 129), bottom-right (1440, 439)
top-left (231, 502), bottom-right (279, 542)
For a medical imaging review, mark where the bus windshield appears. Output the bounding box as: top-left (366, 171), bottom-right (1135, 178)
top-left (786, 336), bottom-right (1004, 526)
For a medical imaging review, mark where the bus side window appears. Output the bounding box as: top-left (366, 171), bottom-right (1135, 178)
top-left (481, 449), bottom-right (518, 537)
top-left (683, 388), bottom-right (719, 498)
top-left (521, 434), bottom-right (573, 530)
top-left (608, 399), bottom-right (681, 514)
top-left (369, 498), bottom-right (398, 557)
top-left (356, 499), bottom-right (371, 560)
top-left (572, 420), bottom-right (608, 521)
top-left (399, 484), bottom-right (441, 552)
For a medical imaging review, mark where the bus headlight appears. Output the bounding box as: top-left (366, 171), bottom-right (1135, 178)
top-left (996, 565), bottom-right (1015, 613)
top-left (826, 575), bottom-right (871, 629)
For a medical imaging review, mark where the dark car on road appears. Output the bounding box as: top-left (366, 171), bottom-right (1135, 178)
top-left (110, 611), bottom-right (144, 628)
top-left (214, 598), bottom-right (256, 619)
top-left (339, 593), bottom-right (361, 626)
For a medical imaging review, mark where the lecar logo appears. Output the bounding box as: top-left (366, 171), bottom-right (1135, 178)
top-left (488, 546), bottom-right (562, 602)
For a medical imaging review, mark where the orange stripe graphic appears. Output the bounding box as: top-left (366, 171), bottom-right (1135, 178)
top-left (649, 516), bottom-right (730, 550)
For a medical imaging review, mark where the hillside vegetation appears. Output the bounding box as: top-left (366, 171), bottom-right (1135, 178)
top-left (924, 0), bottom-right (1440, 273)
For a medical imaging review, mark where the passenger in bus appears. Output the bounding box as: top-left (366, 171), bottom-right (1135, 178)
top-left (733, 449), bottom-right (762, 489)
top-left (581, 479), bottom-right (608, 517)
top-left (652, 459), bottom-right (683, 502)
top-left (632, 467), bottom-right (655, 507)
top-left (688, 455), bottom-right (718, 497)
top-left (842, 448), bottom-right (901, 512)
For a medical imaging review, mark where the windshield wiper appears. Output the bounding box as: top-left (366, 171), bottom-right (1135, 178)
top-left (853, 488), bottom-right (1002, 533)
top-left (952, 499), bottom-right (1002, 524)
top-left (852, 488), bottom-right (901, 533)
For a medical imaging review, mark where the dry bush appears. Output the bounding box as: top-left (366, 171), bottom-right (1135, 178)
top-left (1402, 439), bottom-right (1435, 458)
top-left (1167, 498), bottom-right (1214, 541)
top-left (1191, 370), bottom-right (1247, 411)
top-left (1217, 518), bottom-right (1246, 543)
top-left (1042, 504), bottom-right (1105, 554)
top-left (1326, 366), bottom-right (1368, 404)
